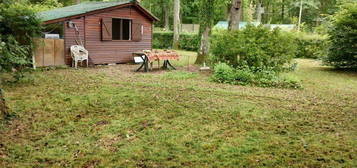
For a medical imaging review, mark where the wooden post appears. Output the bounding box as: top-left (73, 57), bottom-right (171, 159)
top-left (32, 51), bottom-right (36, 70)
top-left (187, 51), bottom-right (190, 71)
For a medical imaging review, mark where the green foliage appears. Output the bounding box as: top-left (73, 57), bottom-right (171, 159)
top-left (153, 31), bottom-right (200, 51)
top-left (211, 63), bottom-right (302, 89)
top-left (141, 0), bottom-right (227, 26)
top-left (0, 36), bottom-right (31, 73)
top-left (179, 33), bottom-right (201, 51)
top-left (293, 32), bottom-right (329, 59)
top-left (0, 2), bottom-right (42, 75)
top-left (198, 0), bottom-right (214, 33)
top-left (30, 0), bottom-right (63, 12)
top-left (140, 0), bottom-right (172, 27)
top-left (324, 2), bottom-right (357, 69)
top-left (211, 25), bottom-right (297, 72)
top-left (153, 31), bottom-right (172, 49)
top-left (210, 63), bottom-right (236, 84)
top-left (252, 70), bottom-right (302, 89)
top-left (140, 0), bottom-right (340, 31)
top-left (0, 3), bottom-right (42, 44)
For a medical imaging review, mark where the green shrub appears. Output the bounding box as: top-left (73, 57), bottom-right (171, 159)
top-left (0, 2), bottom-right (42, 74)
top-left (153, 31), bottom-right (200, 51)
top-left (293, 33), bottom-right (329, 59)
top-left (324, 2), bottom-right (357, 69)
top-left (234, 68), bottom-right (254, 85)
top-left (179, 33), bottom-right (201, 51)
top-left (211, 25), bottom-right (297, 72)
top-left (211, 63), bottom-right (236, 84)
top-left (153, 31), bottom-right (173, 49)
top-left (253, 70), bottom-right (302, 89)
top-left (211, 63), bottom-right (302, 89)
top-left (0, 36), bottom-right (31, 73)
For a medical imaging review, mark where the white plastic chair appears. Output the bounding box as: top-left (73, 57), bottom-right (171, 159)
top-left (70, 45), bottom-right (89, 69)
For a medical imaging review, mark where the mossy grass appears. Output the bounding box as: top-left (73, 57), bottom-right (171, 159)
top-left (0, 53), bottom-right (356, 167)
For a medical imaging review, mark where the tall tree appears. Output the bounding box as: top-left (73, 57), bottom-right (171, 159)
top-left (281, 0), bottom-right (285, 22)
top-left (140, 0), bottom-right (170, 28)
top-left (163, 0), bottom-right (170, 30)
top-left (195, 0), bottom-right (215, 64)
top-left (297, 0), bottom-right (303, 31)
top-left (228, 0), bottom-right (243, 30)
top-left (256, 1), bottom-right (263, 22)
top-left (173, 0), bottom-right (180, 49)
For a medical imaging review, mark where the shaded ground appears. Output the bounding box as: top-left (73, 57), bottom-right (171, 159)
top-left (0, 54), bottom-right (356, 167)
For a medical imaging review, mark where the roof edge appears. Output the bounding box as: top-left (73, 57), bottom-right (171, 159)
top-left (42, 1), bottom-right (158, 24)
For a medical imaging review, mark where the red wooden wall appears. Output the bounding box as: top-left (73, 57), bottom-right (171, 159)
top-left (64, 6), bottom-right (153, 65)
top-left (64, 17), bottom-right (85, 65)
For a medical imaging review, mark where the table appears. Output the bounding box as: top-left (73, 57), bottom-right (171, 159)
top-left (133, 50), bottom-right (179, 72)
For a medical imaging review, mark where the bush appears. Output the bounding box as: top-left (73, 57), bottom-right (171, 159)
top-left (211, 63), bottom-right (236, 84)
top-left (234, 68), bottom-right (254, 85)
top-left (211, 63), bottom-right (302, 89)
top-left (293, 33), bottom-right (329, 59)
top-left (211, 25), bottom-right (297, 72)
top-left (179, 33), bottom-right (201, 51)
top-left (153, 31), bottom-right (173, 49)
top-left (0, 36), bottom-right (31, 74)
top-left (324, 2), bottom-right (357, 68)
top-left (153, 31), bottom-right (200, 51)
top-left (0, 2), bottom-right (42, 74)
top-left (253, 70), bottom-right (302, 89)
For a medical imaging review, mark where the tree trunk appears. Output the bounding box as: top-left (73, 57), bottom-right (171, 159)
top-left (256, 2), bottom-right (263, 23)
top-left (298, 0), bottom-right (303, 32)
top-left (0, 89), bottom-right (8, 119)
top-left (281, 0), bottom-right (285, 23)
top-left (228, 0), bottom-right (242, 31)
top-left (164, 1), bottom-right (170, 31)
top-left (173, 0), bottom-right (180, 49)
top-left (241, 0), bottom-right (244, 21)
top-left (75, 0), bottom-right (80, 4)
top-left (195, 26), bottom-right (211, 64)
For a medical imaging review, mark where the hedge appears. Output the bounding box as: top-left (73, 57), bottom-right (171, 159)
top-left (293, 33), bottom-right (329, 59)
top-left (210, 25), bottom-right (297, 72)
top-left (153, 30), bottom-right (329, 60)
top-left (153, 31), bottom-right (200, 51)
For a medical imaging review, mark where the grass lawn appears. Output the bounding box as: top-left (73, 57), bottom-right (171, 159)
top-left (0, 51), bottom-right (356, 167)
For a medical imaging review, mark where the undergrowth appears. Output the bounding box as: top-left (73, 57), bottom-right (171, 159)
top-left (211, 63), bottom-right (302, 89)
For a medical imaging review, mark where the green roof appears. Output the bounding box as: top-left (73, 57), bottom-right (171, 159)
top-left (38, 0), bottom-right (135, 22)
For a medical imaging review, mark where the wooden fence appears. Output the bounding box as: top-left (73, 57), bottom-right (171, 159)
top-left (181, 24), bottom-right (200, 33)
top-left (34, 38), bottom-right (65, 67)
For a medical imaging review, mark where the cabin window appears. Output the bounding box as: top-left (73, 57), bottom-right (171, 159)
top-left (112, 18), bottom-right (131, 40)
top-left (101, 17), bottom-right (142, 41)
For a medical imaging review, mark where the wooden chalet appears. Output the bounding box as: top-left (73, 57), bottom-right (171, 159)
top-left (38, 0), bottom-right (158, 65)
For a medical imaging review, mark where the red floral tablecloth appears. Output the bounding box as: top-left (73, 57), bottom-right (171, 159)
top-left (146, 51), bottom-right (180, 62)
